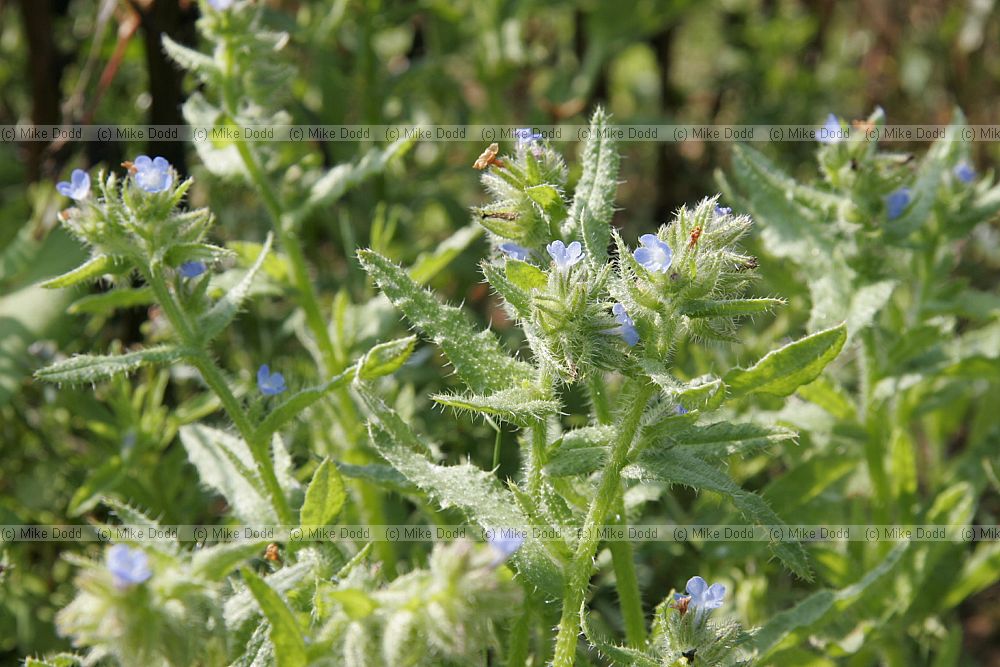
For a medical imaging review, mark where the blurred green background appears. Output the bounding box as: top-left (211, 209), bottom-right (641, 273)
top-left (1, 0), bottom-right (999, 663)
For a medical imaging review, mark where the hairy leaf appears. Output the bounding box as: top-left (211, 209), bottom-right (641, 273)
top-left (725, 323), bottom-right (847, 398)
top-left (623, 448), bottom-right (811, 579)
top-left (300, 458), bottom-right (347, 527)
top-left (34, 345), bottom-right (184, 384)
top-left (357, 249), bottom-right (534, 393)
top-left (241, 569), bottom-right (308, 667)
top-left (568, 108), bottom-right (620, 265)
top-left (431, 386), bottom-right (560, 426)
top-left (199, 233), bottom-right (273, 340)
top-left (356, 336), bottom-right (416, 380)
top-left (179, 424), bottom-right (277, 523)
top-left (360, 387), bottom-right (564, 596)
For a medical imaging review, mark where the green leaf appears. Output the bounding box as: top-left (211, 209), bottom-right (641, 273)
top-left (409, 225), bottom-right (482, 285)
top-left (431, 386), bottom-right (560, 426)
top-left (67, 458), bottom-right (124, 516)
top-left (299, 138), bottom-right (413, 218)
top-left (34, 345), bottom-right (184, 384)
top-left (795, 376), bottom-right (856, 421)
top-left (544, 425), bottom-right (614, 477)
top-left (750, 543), bottom-right (907, 658)
top-left (199, 233), bottom-right (272, 340)
top-left (357, 249), bottom-right (534, 393)
top-left (640, 361), bottom-right (727, 411)
top-left (179, 424), bottom-right (277, 524)
top-left (356, 336), bottom-right (416, 381)
top-left (252, 369), bottom-right (352, 444)
top-left (191, 540), bottom-right (271, 581)
top-left (680, 297), bottom-right (784, 319)
top-left (481, 261), bottom-right (533, 315)
top-left (241, 569), bottom-right (308, 667)
top-left (68, 287), bottom-right (154, 315)
top-left (40, 254), bottom-right (118, 289)
top-left (505, 258), bottom-right (548, 291)
top-left (649, 421), bottom-right (798, 460)
top-left (162, 34), bottom-right (219, 80)
top-left (360, 388), bottom-right (564, 596)
top-left (623, 448), bottom-right (811, 579)
top-left (525, 184), bottom-right (568, 227)
top-left (846, 280), bottom-right (896, 338)
top-left (725, 323), bottom-right (847, 398)
top-left (300, 458), bottom-right (346, 527)
top-left (568, 107), bottom-right (620, 265)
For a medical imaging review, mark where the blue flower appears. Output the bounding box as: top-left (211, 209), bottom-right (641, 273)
top-left (178, 261), bottom-right (207, 279)
top-left (106, 544), bottom-right (151, 588)
top-left (546, 240), bottom-right (584, 271)
top-left (954, 161), bottom-right (976, 184)
top-left (886, 187), bottom-right (911, 220)
top-left (633, 234), bottom-right (673, 273)
top-left (714, 204), bottom-right (732, 217)
top-left (56, 169), bottom-right (90, 201)
top-left (515, 127), bottom-right (544, 155)
top-left (675, 405), bottom-right (688, 415)
top-left (817, 113), bottom-right (842, 144)
top-left (682, 575), bottom-right (725, 619)
top-left (603, 303), bottom-right (639, 346)
top-left (499, 242), bottom-right (531, 261)
top-left (208, 0), bottom-right (234, 9)
top-left (488, 530), bottom-right (525, 567)
top-left (257, 364), bottom-right (287, 396)
top-left (132, 155), bottom-right (173, 193)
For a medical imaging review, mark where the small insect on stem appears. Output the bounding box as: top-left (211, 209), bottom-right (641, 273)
top-left (121, 161), bottom-right (137, 175)
top-left (479, 210), bottom-right (519, 221)
top-left (688, 226), bottom-right (702, 249)
top-left (681, 648), bottom-right (697, 664)
top-left (264, 543), bottom-right (281, 563)
top-left (473, 143), bottom-right (503, 170)
top-left (736, 256), bottom-right (759, 272)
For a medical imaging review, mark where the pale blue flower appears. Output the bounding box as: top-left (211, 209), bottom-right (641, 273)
top-left (132, 155), bottom-right (173, 193)
top-left (208, 0), bottom-right (234, 9)
top-left (546, 240), bottom-right (583, 271)
top-left (675, 405), bottom-right (688, 415)
top-left (179, 261), bottom-right (207, 279)
top-left (56, 169), bottom-right (90, 201)
top-left (676, 575), bottom-right (725, 620)
top-left (257, 364), bottom-right (287, 396)
top-left (954, 162), bottom-right (975, 184)
top-left (633, 234), bottom-right (673, 273)
top-left (886, 187), bottom-right (911, 220)
top-left (714, 204), bottom-right (732, 217)
top-left (515, 127), bottom-right (544, 154)
top-left (603, 303), bottom-right (639, 346)
top-left (499, 242), bottom-right (531, 261)
top-left (488, 530), bottom-right (524, 567)
top-left (106, 544), bottom-right (151, 588)
top-left (817, 113), bottom-right (842, 144)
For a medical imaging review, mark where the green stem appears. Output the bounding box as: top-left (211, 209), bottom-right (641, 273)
top-left (230, 138), bottom-right (339, 375)
top-left (218, 42), bottom-right (393, 564)
top-left (552, 381), bottom-right (654, 666)
top-left (529, 421), bottom-right (548, 495)
top-left (609, 497), bottom-right (646, 646)
top-left (587, 373), bottom-right (612, 425)
top-left (586, 374), bottom-right (645, 644)
top-left (146, 265), bottom-right (293, 525)
top-left (505, 601), bottom-right (532, 667)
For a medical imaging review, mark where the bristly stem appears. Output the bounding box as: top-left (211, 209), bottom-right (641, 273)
top-left (145, 263), bottom-right (293, 525)
top-left (552, 380), bottom-right (653, 667)
top-left (587, 373), bottom-right (646, 645)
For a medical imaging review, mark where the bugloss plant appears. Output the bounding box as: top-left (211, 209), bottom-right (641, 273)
top-left (718, 109), bottom-right (1000, 662)
top-left (354, 108), bottom-right (849, 666)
